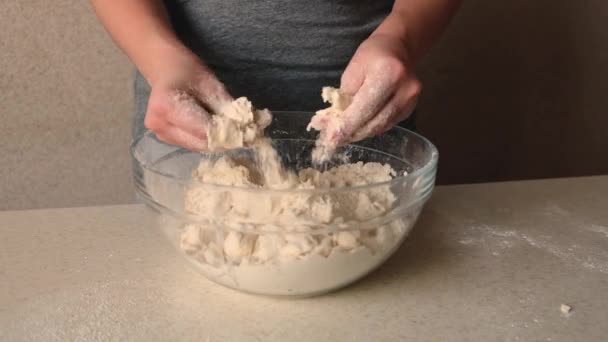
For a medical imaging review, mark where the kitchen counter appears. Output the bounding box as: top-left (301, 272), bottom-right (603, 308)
top-left (1, 176), bottom-right (607, 341)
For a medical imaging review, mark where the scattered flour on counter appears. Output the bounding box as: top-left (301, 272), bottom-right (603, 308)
top-left (588, 224), bottom-right (608, 239)
top-left (457, 224), bottom-right (608, 274)
top-left (169, 93), bottom-right (410, 295)
top-left (541, 203), bottom-right (571, 217)
top-left (458, 238), bottom-right (475, 245)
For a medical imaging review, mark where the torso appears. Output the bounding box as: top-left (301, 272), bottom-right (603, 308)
top-left (134, 0), bottom-right (394, 137)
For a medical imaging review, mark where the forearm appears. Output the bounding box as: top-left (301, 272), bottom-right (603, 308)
top-left (90, 0), bottom-right (201, 85)
top-left (374, 0), bottom-right (463, 65)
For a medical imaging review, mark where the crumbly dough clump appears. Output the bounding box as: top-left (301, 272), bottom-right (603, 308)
top-left (207, 97), bottom-right (272, 151)
top-left (183, 155), bottom-right (401, 265)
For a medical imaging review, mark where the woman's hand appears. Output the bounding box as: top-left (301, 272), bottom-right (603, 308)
top-left (325, 33), bottom-right (421, 146)
top-left (90, 0), bottom-right (233, 151)
top-left (144, 56), bottom-right (233, 151)
top-left (322, 0), bottom-right (463, 146)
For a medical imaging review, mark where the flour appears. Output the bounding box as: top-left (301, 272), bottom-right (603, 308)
top-left (457, 224), bottom-right (608, 274)
top-left (588, 224), bottom-right (608, 238)
top-left (171, 93), bottom-right (410, 295)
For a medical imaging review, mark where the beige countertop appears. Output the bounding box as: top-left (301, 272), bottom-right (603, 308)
top-left (1, 176), bottom-right (607, 341)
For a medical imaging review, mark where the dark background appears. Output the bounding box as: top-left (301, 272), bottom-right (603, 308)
top-left (418, 0), bottom-right (608, 184)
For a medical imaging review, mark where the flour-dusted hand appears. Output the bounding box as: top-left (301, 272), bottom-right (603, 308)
top-left (145, 60), bottom-right (233, 151)
top-left (305, 0), bottom-right (462, 154)
top-left (323, 34), bottom-right (421, 147)
top-left (89, 0), bottom-right (234, 151)
top-left (322, 0), bottom-right (464, 146)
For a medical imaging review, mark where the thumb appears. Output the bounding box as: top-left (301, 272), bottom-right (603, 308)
top-left (167, 91), bottom-right (211, 140)
top-left (192, 72), bottom-right (234, 113)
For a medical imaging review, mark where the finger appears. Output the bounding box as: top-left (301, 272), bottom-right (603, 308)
top-left (167, 92), bottom-right (211, 140)
top-left (350, 100), bottom-right (397, 142)
top-left (191, 72), bottom-right (234, 113)
top-left (379, 80), bottom-right (421, 133)
top-left (328, 74), bottom-right (394, 145)
top-left (352, 79), bottom-right (420, 141)
top-left (380, 97), bottom-right (418, 134)
top-left (156, 124), bottom-right (209, 152)
top-left (307, 112), bottom-right (330, 131)
top-left (339, 56), bottom-right (410, 136)
top-left (340, 59), bottom-right (365, 96)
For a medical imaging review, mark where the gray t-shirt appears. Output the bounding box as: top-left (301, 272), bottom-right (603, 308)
top-left (134, 0), bottom-right (394, 138)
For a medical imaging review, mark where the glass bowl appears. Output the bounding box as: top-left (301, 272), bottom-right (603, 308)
top-left (131, 111), bottom-right (438, 297)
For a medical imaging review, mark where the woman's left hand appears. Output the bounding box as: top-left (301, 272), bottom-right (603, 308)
top-left (323, 33), bottom-right (422, 146)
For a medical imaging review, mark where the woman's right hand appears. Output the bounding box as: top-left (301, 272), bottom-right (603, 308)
top-left (90, 0), bottom-right (233, 151)
top-left (144, 56), bottom-right (233, 151)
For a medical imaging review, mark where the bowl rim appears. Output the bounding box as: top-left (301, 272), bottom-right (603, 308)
top-left (130, 111), bottom-right (439, 194)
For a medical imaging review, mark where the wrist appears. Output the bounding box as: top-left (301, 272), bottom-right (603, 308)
top-left (136, 38), bottom-right (205, 87)
top-left (372, 11), bottom-right (419, 65)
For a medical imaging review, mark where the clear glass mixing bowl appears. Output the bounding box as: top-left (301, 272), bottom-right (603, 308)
top-left (131, 112), bottom-right (438, 297)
